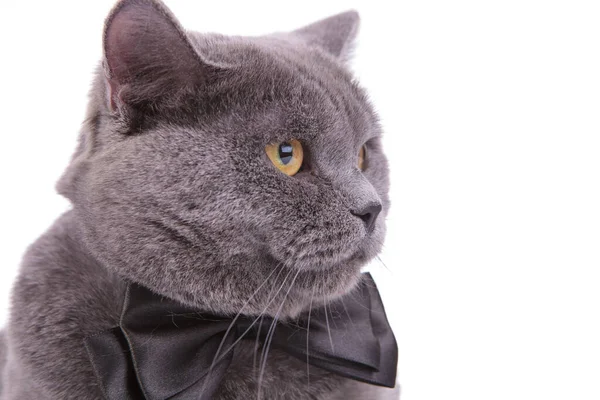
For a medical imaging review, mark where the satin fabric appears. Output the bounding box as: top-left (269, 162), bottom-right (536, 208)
top-left (84, 273), bottom-right (397, 399)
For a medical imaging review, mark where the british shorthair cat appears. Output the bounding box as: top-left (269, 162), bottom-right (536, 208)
top-left (0, 0), bottom-right (398, 398)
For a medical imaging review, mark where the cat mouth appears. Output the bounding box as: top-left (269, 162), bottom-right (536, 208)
top-left (281, 245), bottom-right (362, 271)
top-left (289, 227), bottom-right (377, 269)
top-left (274, 225), bottom-right (368, 272)
top-left (288, 254), bottom-right (366, 312)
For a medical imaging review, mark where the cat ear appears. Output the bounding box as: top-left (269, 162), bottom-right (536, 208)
top-left (292, 11), bottom-right (360, 61)
top-left (103, 0), bottom-right (214, 111)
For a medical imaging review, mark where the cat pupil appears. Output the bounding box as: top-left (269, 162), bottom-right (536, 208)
top-left (279, 143), bottom-right (294, 165)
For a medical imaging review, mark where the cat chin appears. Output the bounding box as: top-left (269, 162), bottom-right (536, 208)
top-left (283, 267), bottom-right (364, 319)
top-left (284, 252), bottom-right (368, 309)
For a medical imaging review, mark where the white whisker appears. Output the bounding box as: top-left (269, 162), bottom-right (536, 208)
top-left (324, 298), bottom-right (335, 353)
top-left (211, 264), bottom-right (283, 364)
top-left (199, 263), bottom-right (285, 397)
top-left (376, 255), bottom-right (392, 273)
top-left (306, 283), bottom-right (316, 392)
top-left (217, 267), bottom-right (295, 364)
top-left (257, 269), bottom-right (301, 399)
top-left (253, 315), bottom-right (264, 374)
top-left (321, 269), bottom-right (335, 353)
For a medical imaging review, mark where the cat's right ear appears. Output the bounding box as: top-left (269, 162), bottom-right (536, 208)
top-left (292, 11), bottom-right (360, 62)
top-left (103, 0), bottom-right (217, 112)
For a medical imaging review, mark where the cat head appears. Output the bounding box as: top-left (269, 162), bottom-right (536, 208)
top-left (58, 0), bottom-right (389, 318)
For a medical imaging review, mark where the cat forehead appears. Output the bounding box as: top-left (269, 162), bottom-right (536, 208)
top-left (188, 32), bottom-right (360, 95)
top-left (188, 33), bottom-right (372, 121)
top-left (190, 32), bottom-right (344, 70)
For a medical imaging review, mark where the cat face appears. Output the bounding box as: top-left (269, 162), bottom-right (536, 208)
top-left (59, 0), bottom-right (389, 318)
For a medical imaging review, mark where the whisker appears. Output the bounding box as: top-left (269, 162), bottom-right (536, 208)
top-left (324, 297), bottom-right (335, 353)
top-left (257, 269), bottom-right (301, 399)
top-left (340, 297), bottom-right (355, 327)
top-left (252, 265), bottom-right (288, 376)
top-left (376, 255), bottom-right (392, 273)
top-left (306, 283), bottom-right (316, 392)
top-left (328, 301), bottom-right (339, 329)
top-left (321, 271), bottom-right (334, 351)
top-left (199, 263), bottom-right (285, 398)
top-left (214, 267), bottom-right (295, 365)
top-left (209, 263), bottom-right (283, 368)
top-left (253, 315), bottom-right (264, 374)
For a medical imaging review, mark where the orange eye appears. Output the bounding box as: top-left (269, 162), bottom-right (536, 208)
top-left (358, 145), bottom-right (367, 171)
top-left (265, 139), bottom-right (304, 176)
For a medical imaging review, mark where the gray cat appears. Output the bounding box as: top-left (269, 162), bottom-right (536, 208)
top-left (0, 0), bottom-right (398, 398)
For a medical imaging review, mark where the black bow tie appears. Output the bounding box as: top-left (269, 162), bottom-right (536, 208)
top-left (84, 273), bottom-right (397, 399)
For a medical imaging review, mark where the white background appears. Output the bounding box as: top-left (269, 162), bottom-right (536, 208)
top-left (0, 1), bottom-right (599, 399)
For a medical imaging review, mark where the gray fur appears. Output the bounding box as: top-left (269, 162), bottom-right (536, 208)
top-left (0, 0), bottom-right (396, 398)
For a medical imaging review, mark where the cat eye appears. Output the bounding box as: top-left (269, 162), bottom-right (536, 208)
top-left (358, 145), bottom-right (367, 171)
top-left (265, 139), bottom-right (304, 176)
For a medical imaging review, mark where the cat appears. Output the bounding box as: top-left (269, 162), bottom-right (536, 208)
top-left (0, 0), bottom-right (398, 398)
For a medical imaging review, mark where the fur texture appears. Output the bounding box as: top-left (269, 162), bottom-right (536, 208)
top-left (0, 0), bottom-right (397, 398)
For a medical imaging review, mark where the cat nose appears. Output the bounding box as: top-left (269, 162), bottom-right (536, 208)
top-left (351, 203), bottom-right (382, 233)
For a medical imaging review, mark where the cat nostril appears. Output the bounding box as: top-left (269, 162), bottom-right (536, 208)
top-left (351, 203), bottom-right (382, 233)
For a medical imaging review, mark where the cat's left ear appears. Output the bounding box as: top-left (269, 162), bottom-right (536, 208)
top-left (291, 11), bottom-right (360, 61)
top-left (102, 0), bottom-right (220, 112)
